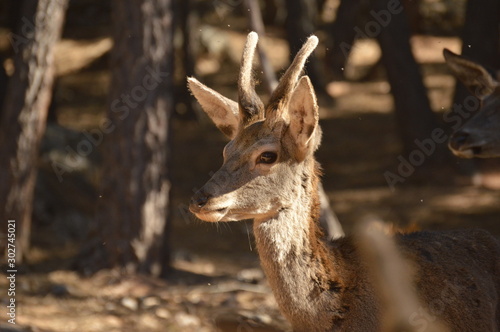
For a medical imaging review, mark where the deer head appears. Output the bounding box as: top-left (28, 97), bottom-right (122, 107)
top-left (444, 49), bottom-right (500, 158)
top-left (188, 32), bottom-right (321, 222)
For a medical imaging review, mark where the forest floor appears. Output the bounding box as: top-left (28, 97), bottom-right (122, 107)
top-left (2, 7), bottom-right (500, 332)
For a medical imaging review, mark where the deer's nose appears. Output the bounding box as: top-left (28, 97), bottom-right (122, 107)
top-left (449, 131), bottom-right (469, 150)
top-left (190, 190), bottom-right (211, 212)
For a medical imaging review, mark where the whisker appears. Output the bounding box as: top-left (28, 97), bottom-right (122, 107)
top-left (245, 222), bottom-right (253, 251)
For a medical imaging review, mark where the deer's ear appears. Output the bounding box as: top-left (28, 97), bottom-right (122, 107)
top-left (287, 76), bottom-right (319, 159)
top-left (443, 49), bottom-right (498, 99)
top-left (188, 77), bottom-right (240, 139)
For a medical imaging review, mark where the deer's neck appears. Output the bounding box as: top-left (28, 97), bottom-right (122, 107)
top-left (253, 159), bottom-right (346, 330)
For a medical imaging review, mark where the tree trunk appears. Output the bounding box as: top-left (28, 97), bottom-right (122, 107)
top-left (328, 0), bottom-right (362, 80)
top-left (0, 0), bottom-right (68, 262)
top-left (0, 54), bottom-right (8, 111)
top-left (78, 0), bottom-right (174, 276)
top-left (374, 0), bottom-right (439, 155)
top-left (328, 0), bottom-right (420, 80)
top-left (285, 0), bottom-right (330, 100)
top-left (174, 0), bottom-right (199, 120)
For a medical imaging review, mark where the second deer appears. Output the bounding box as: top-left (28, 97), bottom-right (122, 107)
top-left (189, 33), bottom-right (500, 331)
top-left (444, 49), bottom-right (500, 158)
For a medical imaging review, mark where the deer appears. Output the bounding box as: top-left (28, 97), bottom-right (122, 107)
top-left (188, 32), bottom-right (500, 331)
top-left (444, 49), bottom-right (500, 158)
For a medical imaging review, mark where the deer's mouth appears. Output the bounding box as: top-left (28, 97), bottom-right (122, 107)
top-left (190, 206), bottom-right (228, 222)
top-left (449, 143), bottom-right (487, 158)
top-left (448, 132), bottom-right (494, 158)
top-left (448, 136), bottom-right (485, 158)
top-left (450, 146), bottom-right (477, 158)
top-left (192, 205), bottom-right (263, 222)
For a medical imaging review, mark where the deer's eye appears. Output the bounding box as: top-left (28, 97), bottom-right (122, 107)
top-left (258, 151), bottom-right (277, 164)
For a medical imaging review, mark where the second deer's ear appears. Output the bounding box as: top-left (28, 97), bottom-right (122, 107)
top-left (443, 49), bottom-right (498, 99)
top-left (287, 76), bottom-right (319, 159)
top-left (188, 77), bottom-right (240, 139)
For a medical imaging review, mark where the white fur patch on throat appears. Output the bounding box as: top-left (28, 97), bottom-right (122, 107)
top-left (255, 207), bottom-right (311, 263)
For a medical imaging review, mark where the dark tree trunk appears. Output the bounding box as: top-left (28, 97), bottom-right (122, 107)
top-left (0, 0), bottom-right (68, 262)
top-left (285, 0), bottom-right (330, 100)
top-left (331, 0), bottom-right (439, 153)
top-left (374, 0), bottom-right (439, 154)
top-left (0, 53), bottom-right (8, 111)
top-left (328, 0), bottom-right (420, 81)
top-left (174, 0), bottom-right (199, 120)
top-left (328, 0), bottom-right (362, 80)
top-left (78, 0), bottom-right (174, 276)
top-left (5, 0), bottom-right (25, 33)
top-left (0, 0), bottom-right (25, 117)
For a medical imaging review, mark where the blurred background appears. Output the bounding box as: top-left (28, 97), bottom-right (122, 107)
top-left (0, 0), bottom-right (499, 331)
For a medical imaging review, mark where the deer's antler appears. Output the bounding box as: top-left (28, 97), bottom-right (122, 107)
top-left (238, 31), bottom-right (265, 126)
top-left (266, 35), bottom-right (318, 121)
